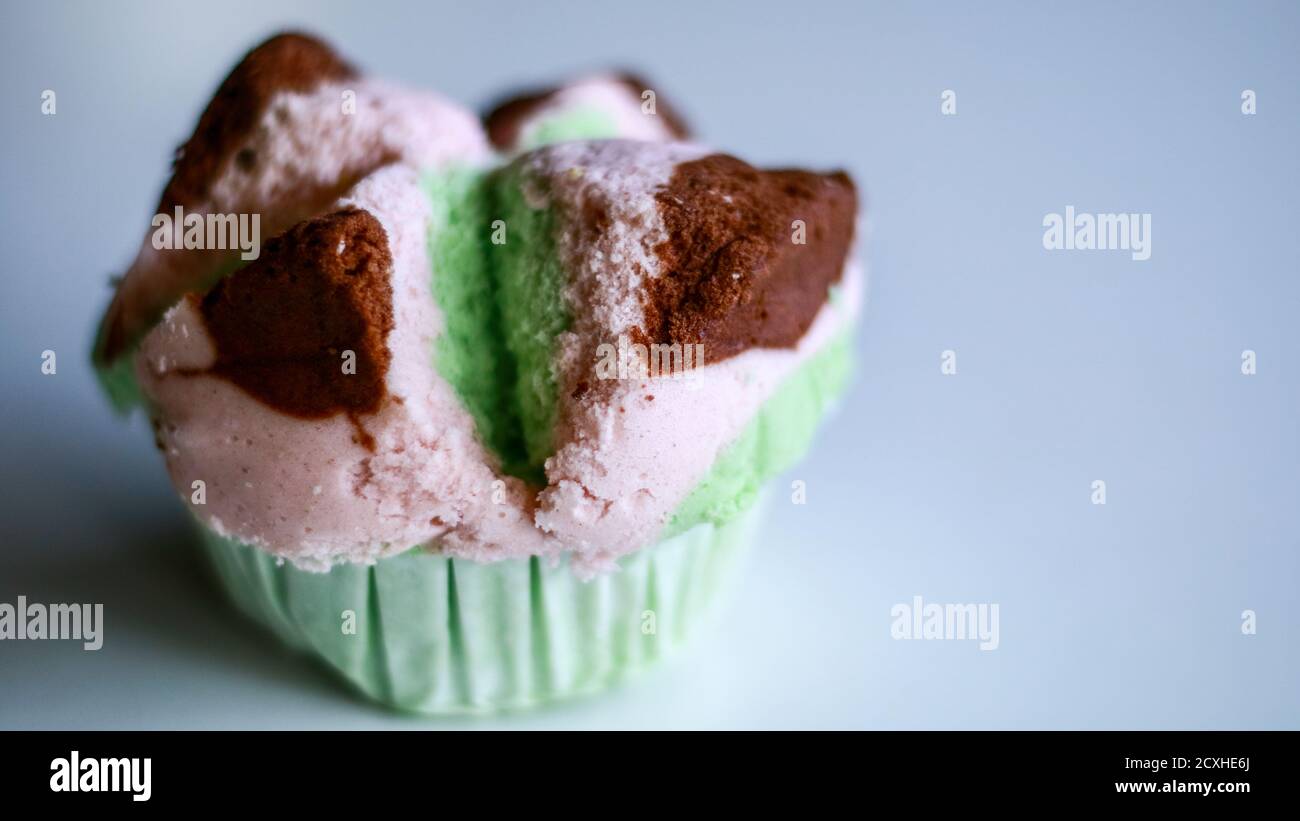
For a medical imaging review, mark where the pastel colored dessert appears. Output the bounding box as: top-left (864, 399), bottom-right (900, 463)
top-left (94, 32), bottom-right (862, 713)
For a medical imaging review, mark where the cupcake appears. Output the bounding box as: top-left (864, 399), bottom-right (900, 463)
top-left (92, 32), bottom-right (862, 713)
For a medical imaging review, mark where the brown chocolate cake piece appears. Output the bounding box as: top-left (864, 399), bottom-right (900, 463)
top-left (160, 33), bottom-right (357, 213)
top-left (193, 207), bottom-right (394, 423)
top-left (646, 154), bottom-right (857, 361)
top-left (96, 31), bottom-right (488, 370)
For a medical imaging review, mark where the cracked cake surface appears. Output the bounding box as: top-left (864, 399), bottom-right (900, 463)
top-left (96, 32), bottom-right (862, 577)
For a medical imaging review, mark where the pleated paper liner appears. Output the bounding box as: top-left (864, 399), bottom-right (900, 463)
top-left (196, 494), bottom-right (765, 714)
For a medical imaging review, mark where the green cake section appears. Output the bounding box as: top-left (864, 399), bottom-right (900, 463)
top-left (483, 164), bottom-right (570, 479)
top-left (517, 108), bottom-right (619, 151)
top-left (93, 330), bottom-right (144, 414)
top-left (421, 163), bottom-right (570, 485)
top-left (664, 327), bottom-right (854, 538)
top-left (421, 167), bottom-right (530, 475)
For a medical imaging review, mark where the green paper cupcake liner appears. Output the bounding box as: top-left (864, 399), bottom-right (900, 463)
top-left (195, 493), bottom-right (766, 715)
